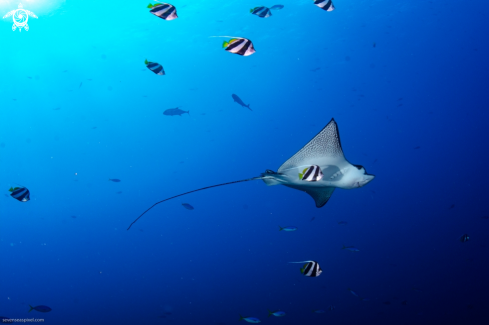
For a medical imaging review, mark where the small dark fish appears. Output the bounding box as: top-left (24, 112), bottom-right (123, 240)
top-left (231, 94), bottom-right (252, 111)
top-left (414, 146), bottom-right (420, 149)
top-left (163, 107), bottom-right (189, 116)
top-left (27, 76), bottom-right (32, 79)
top-left (53, 107), bottom-right (61, 110)
top-left (79, 82), bottom-right (83, 88)
top-left (270, 4), bottom-right (284, 10)
top-left (91, 127), bottom-right (97, 129)
top-left (314, 0), bottom-right (335, 11)
top-left (116, 191), bottom-right (123, 194)
top-left (29, 305), bottom-right (52, 313)
top-left (9, 186), bottom-right (30, 202)
top-left (310, 217), bottom-right (315, 222)
top-left (108, 178), bottom-right (121, 182)
top-left (397, 103), bottom-right (403, 107)
top-left (449, 204), bottom-right (455, 209)
top-left (148, 2), bottom-right (178, 20)
top-left (481, 216), bottom-right (489, 220)
top-left (373, 42), bottom-right (376, 47)
top-left (460, 234), bottom-right (469, 243)
top-left (337, 221), bottom-right (348, 225)
top-left (145, 59), bottom-right (165, 75)
top-left (182, 203), bottom-right (194, 210)
top-left (373, 159), bottom-right (378, 164)
top-left (401, 300), bottom-right (407, 305)
top-left (71, 216), bottom-right (77, 219)
top-left (382, 301), bottom-right (391, 305)
top-left (310, 67), bottom-right (321, 72)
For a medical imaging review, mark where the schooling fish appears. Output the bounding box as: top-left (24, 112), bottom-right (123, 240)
top-left (268, 310), bottom-right (285, 317)
top-left (289, 260), bottom-right (322, 277)
top-left (223, 38), bottom-right (256, 56)
top-left (108, 178), bottom-right (121, 182)
top-left (279, 226), bottom-right (297, 231)
top-left (299, 165), bottom-right (323, 182)
top-left (342, 245), bottom-right (359, 252)
top-left (182, 203), bottom-right (194, 210)
top-left (250, 7), bottom-right (272, 18)
top-left (239, 315), bottom-right (261, 323)
top-left (163, 107), bottom-right (189, 116)
top-left (270, 4), bottom-right (284, 10)
top-left (460, 234), bottom-right (469, 243)
top-left (148, 2), bottom-right (178, 20)
top-left (9, 186), bottom-right (30, 202)
top-left (29, 305), bottom-right (52, 313)
top-left (314, 0), bottom-right (335, 11)
top-left (145, 59), bottom-right (165, 75)
top-left (348, 288), bottom-right (359, 297)
top-left (312, 309), bottom-right (325, 313)
top-left (337, 221), bottom-right (348, 225)
top-left (232, 94), bottom-right (252, 111)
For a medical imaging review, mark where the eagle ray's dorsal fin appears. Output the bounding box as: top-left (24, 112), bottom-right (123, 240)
top-left (278, 118), bottom-right (345, 173)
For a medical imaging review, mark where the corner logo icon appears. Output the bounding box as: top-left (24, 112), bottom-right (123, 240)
top-left (3, 3), bottom-right (37, 32)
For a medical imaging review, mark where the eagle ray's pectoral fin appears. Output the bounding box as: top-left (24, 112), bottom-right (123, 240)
top-left (304, 187), bottom-right (335, 208)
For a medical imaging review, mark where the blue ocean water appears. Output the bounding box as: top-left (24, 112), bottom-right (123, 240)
top-left (1, 0), bottom-right (488, 324)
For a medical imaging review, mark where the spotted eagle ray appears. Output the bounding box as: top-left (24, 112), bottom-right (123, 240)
top-left (127, 118), bottom-right (374, 230)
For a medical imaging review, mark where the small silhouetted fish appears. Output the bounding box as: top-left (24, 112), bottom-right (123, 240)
top-left (116, 191), bottom-right (122, 194)
top-left (27, 76), bottom-right (32, 79)
top-left (108, 178), bottom-right (121, 182)
top-left (271, 4), bottom-right (284, 10)
top-left (310, 67), bottom-right (320, 72)
top-left (460, 234), bottom-right (469, 242)
top-left (310, 217), bottom-right (315, 222)
top-left (4, 194), bottom-right (8, 197)
top-left (345, 56), bottom-right (351, 61)
top-left (373, 42), bottom-right (376, 47)
top-left (481, 216), bottom-right (489, 219)
top-left (91, 127), bottom-right (97, 129)
top-left (414, 146), bottom-right (420, 149)
top-left (397, 103), bottom-right (403, 107)
top-left (382, 301), bottom-right (391, 305)
top-left (71, 216), bottom-right (77, 219)
top-left (373, 159), bottom-right (377, 164)
top-left (279, 226), bottom-right (297, 231)
top-left (53, 107), bottom-right (61, 110)
top-left (466, 304), bottom-right (474, 310)
top-left (182, 203), bottom-right (194, 210)
top-left (231, 94), bottom-right (252, 111)
top-left (163, 107), bottom-right (189, 116)
top-left (401, 300), bottom-right (407, 305)
top-left (29, 305), bottom-right (52, 313)
top-left (449, 204), bottom-right (455, 209)
top-left (338, 221), bottom-right (348, 225)
top-left (79, 82), bottom-right (83, 88)
top-left (342, 245), bottom-right (359, 252)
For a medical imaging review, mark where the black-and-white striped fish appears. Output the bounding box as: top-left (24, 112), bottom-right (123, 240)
top-left (9, 186), bottom-right (30, 202)
top-left (314, 0), bottom-right (335, 11)
top-left (147, 2), bottom-right (178, 20)
top-left (299, 165), bottom-right (323, 182)
top-left (460, 234), bottom-right (469, 243)
top-left (289, 260), bottom-right (322, 277)
top-left (223, 38), bottom-right (256, 56)
top-left (250, 6), bottom-right (272, 18)
top-left (145, 60), bottom-right (165, 75)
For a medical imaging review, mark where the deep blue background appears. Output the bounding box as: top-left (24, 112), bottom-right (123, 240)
top-left (1, 0), bottom-right (488, 324)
